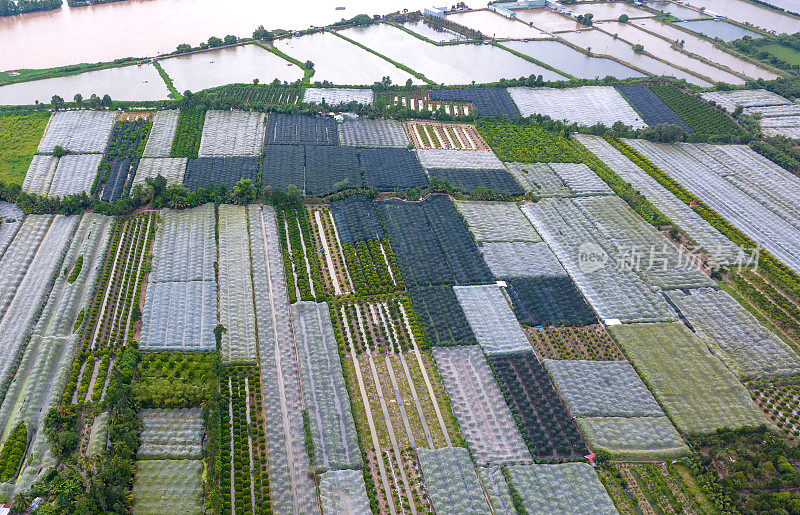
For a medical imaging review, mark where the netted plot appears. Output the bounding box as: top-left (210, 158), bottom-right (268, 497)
top-left (418, 447), bottom-right (491, 514)
top-left (0, 215), bottom-right (54, 320)
top-left (427, 168), bottom-right (525, 197)
top-left (143, 110), bottom-right (180, 157)
top-left (198, 110), bottom-right (266, 156)
top-left (505, 463), bottom-right (617, 514)
top-left (48, 153), bottom-right (102, 197)
top-left (319, 470), bottom-right (371, 514)
top-left (139, 280), bottom-right (217, 351)
top-left (331, 195), bottom-right (383, 244)
top-left (505, 162), bottom-right (571, 198)
top-left (508, 86), bottom-right (647, 129)
top-left (183, 156), bottom-right (259, 191)
top-left (265, 113), bottom-right (338, 145)
top-left (99, 157), bottom-right (133, 203)
top-left (549, 163), bottom-right (613, 197)
top-left (454, 284), bottom-right (530, 356)
top-left (479, 241), bottom-right (562, 278)
top-left (666, 288), bottom-right (800, 381)
top-left (150, 204), bottom-right (216, 282)
top-left (405, 122), bottom-right (488, 151)
top-left (37, 110), bottom-right (116, 154)
top-left (543, 360), bottom-right (664, 418)
top-left (455, 201), bottom-right (538, 242)
top-left (610, 322), bottom-right (766, 435)
top-left (260, 144), bottom-right (305, 193)
top-left (132, 460), bottom-right (203, 515)
top-left (305, 145), bottom-right (363, 196)
top-left (417, 149), bottom-right (503, 170)
top-left (433, 345), bottom-right (531, 464)
top-left (577, 417), bottom-right (689, 459)
top-left (430, 87), bottom-right (520, 118)
top-left (138, 408), bottom-right (204, 460)
top-left (22, 155), bottom-right (58, 195)
top-left (615, 83), bottom-right (692, 131)
top-left (133, 158), bottom-right (187, 187)
top-left (292, 301), bottom-right (361, 471)
top-left (408, 284), bottom-right (477, 347)
top-left (360, 147), bottom-right (427, 191)
top-left (478, 466), bottom-right (515, 515)
top-left (218, 204), bottom-right (257, 364)
top-left (304, 88), bottom-right (373, 105)
top-left (506, 276), bottom-right (597, 327)
top-left (337, 118), bottom-right (408, 148)
top-left (700, 88), bottom-right (791, 112)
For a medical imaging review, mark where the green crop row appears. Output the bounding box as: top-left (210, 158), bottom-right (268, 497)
top-left (648, 83), bottom-right (744, 136)
top-left (170, 107), bottom-right (206, 158)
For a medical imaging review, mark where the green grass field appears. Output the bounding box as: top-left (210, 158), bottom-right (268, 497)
top-left (760, 43), bottom-right (800, 66)
top-left (0, 110), bottom-right (50, 186)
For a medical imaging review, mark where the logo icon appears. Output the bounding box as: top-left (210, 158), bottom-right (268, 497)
top-left (578, 242), bottom-right (608, 273)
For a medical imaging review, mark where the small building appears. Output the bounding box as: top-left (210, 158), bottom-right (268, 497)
top-left (424, 6), bottom-right (448, 18)
top-left (489, 0), bottom-right (547, 18)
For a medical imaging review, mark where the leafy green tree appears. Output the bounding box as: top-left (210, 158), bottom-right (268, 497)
top-left (618, 14), bottom-right (629, 22)
top-left (208, 36), bottom-right (223, 47)
top-left (223, 34), bottom-right (238, 45)
top-left (73, 93), bottom-right (83, 106)
top-left (176, 43), bottom-right (192, 53)
top-left (233, 179), bottom-right (256, 205)
top-left (101, 94), bottom-right (112, 107)
top-left (52, 145), bottom-right (66, 158)
top-left (51, 95), bottom-right (65, 110)
top-left (164, 183), bottom-right (190, 209)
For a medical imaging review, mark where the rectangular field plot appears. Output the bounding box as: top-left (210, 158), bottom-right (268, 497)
top-left (359, 147), bottom-right (427, 191)
top-left (331, 195), bottom-right (383, 244)
top-left (37, 110), bottom-right (116, 154)
top-left (265, 113), bottom-right (337, 145)
top-left (543, 360), bottom-right (664, 418)
top-left (455, 201), bottom-right (539, 243)
top-left (138, 408), bottom-right (203, 460)
top-left (143, 110), bottom-right (179, 157)
top-left (218, 205), bottom-right (257, 364)
top-left (197, 110), bottom-right (266, 156)
top-left (430, 87), bottom-right (519, 118)
top-left (508, 86), bottom-right (647, 129)
top-left (549, 163), bottom-right (613, 197)
top-left (577, 417), bottom-right (689, 459)
top-left (48, 153), bottom-right (102, 197)
top-left (139, 280), bottom-right (216, 351)
top-left (319, 470), bottom-right (370, 514)
top-left (433, 345), bottom-right (532, 465)
top-left (183, 156), bottom-right (259, 191)
top-left (292, 301), bottom-right (361, 470)
top-left (666, 288), bottom-right (800, 381)
top-left (505, 463), bottom-right (617, 514)
top-left (305, 145), bottom-right (363, 195)
top-left (478, 466), bottom-right (515, 514)
top-left (700, 89), bottom-right (791, 112)
top-left (150, 204), bottom-right (216, 282)
top-left (308, 205), bottom-right (352, 295)
top-left (375, 90), bottom-right (472, 117)
top-left (454, 284), bottom-right (530, 356)
top-left (405, 121), bottom-right (488, 151)
top-left (615, 83), bottom-right (692, 131)
top-left (525, 324), bottom-right (624, 361)
top-left (480, 242), bottom-right (563, 278)
top-left (133, 158), bottom-right (187, 187)
top-left (337, 118), bottom-right (408, 147)
top-left (99, 157), bottom-right (134, 203)
top-left (417, 149), bottom-right (503, 170)
top-left (418, 447), bottom-right (490, 514)
top-left (0, 215), bottom-right (53, 318)
top-left (303, 87), bottom-right (373, 105)
top-left (610, 322), bottom-right (766, 435)
top-left (22, 155), bottom-right (58, 195)
top-left (505, 162), bottom-right (571, 198)
top-left (132, 460), bottom-right (203, 515)
top-left (408, 285), bottom-right (477, 347)
top-left (260, 144), bottom-right (305, 192)
top-left (490, 352), bottom-right (589, 462)
top-left (427, 168), bottom-right (524, 197)
top-left (506, 276), bottom-right (598, 327)
top-left (522, 199), bottom-right (673, 323)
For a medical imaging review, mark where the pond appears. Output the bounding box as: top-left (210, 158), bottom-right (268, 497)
top-left (675, 19), bottom-right (765, 41)
top-left (444, 9), bottom-right (551, 39)
top-left (641, 1), bottom-right (704, 20)
top-left (514, 8), bottom-right (583, 33)
top-left (567, 2), bottom-right (654, 21)
top-left (502, 40), bottom-right (645, 79)
top-left (401, 19), bottom-right (466, 42)
top-left (684, 0), bottom-right (800, 34)
top-left (0, 63), bottom-right (169, 105)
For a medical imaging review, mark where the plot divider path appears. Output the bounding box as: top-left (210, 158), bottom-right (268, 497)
top-left (89, 222), bottom-right (126, 348)
top-left (283, 218), bottom-right (302, 301)
top-left (294, 212), bottom-right (316, 298)
top-left (327, 210), bottom-right (354, 291)
top-left (313, 210), bottom-right (341, 295)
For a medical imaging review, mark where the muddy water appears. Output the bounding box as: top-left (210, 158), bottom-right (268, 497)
top-left (0, 0), bottom-right (433, 71)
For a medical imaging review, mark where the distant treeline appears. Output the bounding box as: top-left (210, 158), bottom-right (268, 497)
top-left (0, 0), bottom-right (61, 16)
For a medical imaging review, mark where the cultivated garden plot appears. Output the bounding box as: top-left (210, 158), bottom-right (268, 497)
top-left (331, 195), bottom-right (383, 244)
top-left (143, 110), bottom-right (179, 157)
top-left (433, 345), bottom-right (532, 465)
top-left (525, 325), bottom-right (624, 361)
top-left (508, 86), bottom-right (647, 129)
top-left (577, 417), bottom-right (690, 460)
top-left (404, 121), bottom-right (489, 151)
top-left (575, 134), bottom-right (740, 265)
top-left (505, 463), bottom-right (617, 514)
top-left (574, 195), bottom-right (714, 290)
top-left (359, 147), bottom-right (428, 191)
top-left (743, 104), bottom-right (800, 118)
top-left (305, 145), bottom-right (363, 196)
top-left (303, 88), bottom-right (374, 106)
top-left (610, 322), bottom-right (767, 435)
top-left (505, 163), bottom-right (571, 198)
top-left (337, 118), bottom-right (409, 148)
top-left (150, 204), bottom-right (216, 283)
top-left (548, 163), bottom-right (613, 197)
top-left (132, 158), bottom-right (187, 187)
top-left (478, 466), bottom-right (515, 515)
top-left (490, 352), bottom-right (589, 462)
top-left (292, 301), bottom-right (361, 471)
top-left (247, 205), bottom-right (319, 514)
top-left (665, 288), bottom-right (800, 381)
top-left (260, 144), bottom-right (305, 193)
top-left (319, 470), bottom-right (371, 514)
top-left (139, 280), bottom-right (217, 351)
top-left (99, 158), bottom-right (134, 203)
top-left (375, 90), bottom-right (472, 116)
top-left (615, 83), bottom-right (692, 131)
top-left (183, 156), bottom-right (259, 191)
top-left (521, 200), bottom-right (674, 324)
top-left (700, 89), bottom-right (792, 112)
top-left (22, 155), bottom-right (58, 195)
top-left (0, 215), bottom-right (53, 318)
top-left (417, 447), bottom-right (490, 515)
top-left (197, 110), bottom-right (266, 156)
top-left (265, 113), bottom-right (338, 145)
top-left (416, 149), bottom-right (503, 170)
top-left (760, 115), bottom-right (800, 128)
top-left (453, 284), bottom-right (530, 356)
top-left (218, 205), bottom-right (257, 364)
top-left (131, 459), bottom-right (203, 515)
top-left (138, 408), bottom-right (204, 460)
top-left (408, 285), bottom-right (477, 347)
top-left (762, 126), bottom-right (800, 138)
top-left (478, 241), bottom-right (562, 279)
top-left (749, 381), bottom-right (800, 439)
top-left (429, 87), bottom-right (520, 118)
top-left (427, 168), bottom-right (525, 197)
top-left (37, 110), bottom-right (116, 154)
top-left (47, 153), bottom-right (103, 197)
top-left (455, 201), bottom-right (539, 243)
top-left (0, 207), bottom-right (22, 262)
top-left (506, 276), bottom-right (598, 327)
top-left (542, 360), bottom-right (664, 418)
top-left (96, 119), bottom-right (151, 201)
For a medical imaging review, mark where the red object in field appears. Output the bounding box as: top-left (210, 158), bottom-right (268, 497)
top-left (689, 201), bottom-right (698, 207)
top-left (585, 452), bottom-right (596, 466)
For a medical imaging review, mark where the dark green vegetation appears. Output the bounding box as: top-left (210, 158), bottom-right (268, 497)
top-left (95, 119), bottom-right (152, 202)
top-left (648, 83), bottom-right (745, 138)
top-left (506, 277), bottom-right (596, 327)
top-left (170, 107), bottom-right (206, 158)
top-left (204, 83), bottom-right (301, 106)
top-left (751, 137), bottom-right (800, 174)
top-left (276, 205), bottom-right (325, 302)
top-left (343, 238), bottom-right (402, 295)
top-left (0, 423), bottom-right (27, 482)
top-left (133, 352), bottom-right (218, 408)
top-left (0, 110), bottom-right (51, 186)
top-left (730, 34), bottom-right (800, 73)
top-left (0, 0), bottom-right (60, 17)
